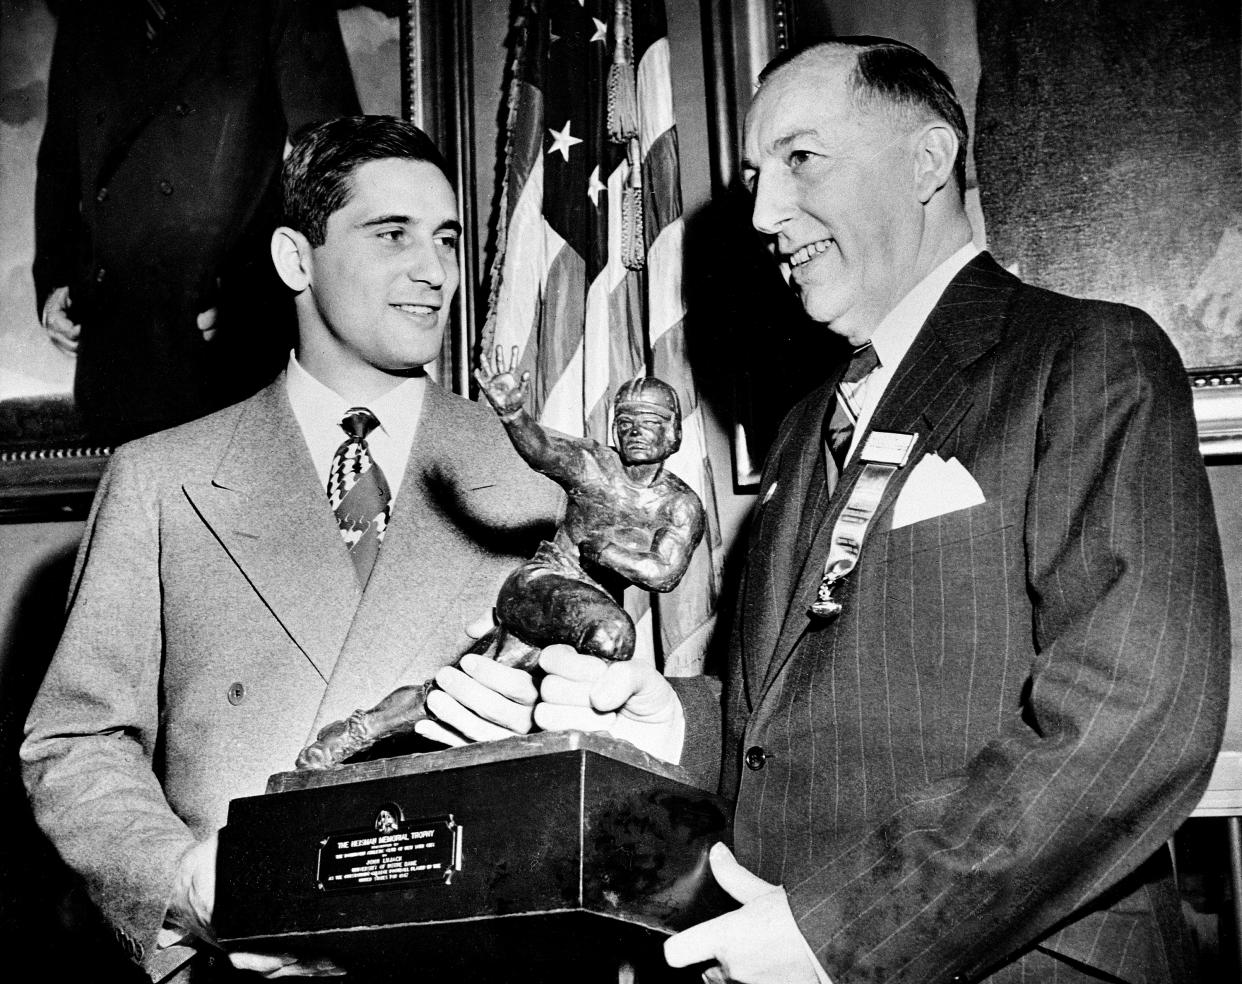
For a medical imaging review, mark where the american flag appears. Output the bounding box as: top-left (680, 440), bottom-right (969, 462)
top-left (482, 0), bottom-right (721, 675)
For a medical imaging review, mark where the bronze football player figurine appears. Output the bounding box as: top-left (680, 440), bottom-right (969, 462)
top-left (295, 349), bottom-right (705, 769)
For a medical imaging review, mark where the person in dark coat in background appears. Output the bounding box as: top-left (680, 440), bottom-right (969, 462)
top-left (34, 0), bottom-right (360, 445)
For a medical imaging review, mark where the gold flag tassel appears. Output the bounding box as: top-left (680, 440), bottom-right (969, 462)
top-left (607, 0), bottom-right (638, 143)
top-left (621, 138), bottom-right (645, 270)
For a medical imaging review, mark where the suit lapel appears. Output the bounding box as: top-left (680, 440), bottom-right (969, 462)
top-left (738, 384), bottom-right (835, 699)
top-left (758, 253), bottom-right (1018, 697)
top-left (183, 380), bottom-right (361, 682)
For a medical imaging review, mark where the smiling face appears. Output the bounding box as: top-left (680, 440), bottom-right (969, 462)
top-left (742, 50), bottom-right (925, 345)
top-left (293, 158), bottom-right (461, 397)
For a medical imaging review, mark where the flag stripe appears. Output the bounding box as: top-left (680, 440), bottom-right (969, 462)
top-left (647, 218), bottom-right (684, 350)
top-left (489, 156), bottom-right (545, 362)
top-left (642, 127), bottom-right (683, 248)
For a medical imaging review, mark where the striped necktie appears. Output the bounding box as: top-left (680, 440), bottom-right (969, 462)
top-left (327, 408), bottom-right (392, 585)
top-left (823, 342), bottom-right (880, 485)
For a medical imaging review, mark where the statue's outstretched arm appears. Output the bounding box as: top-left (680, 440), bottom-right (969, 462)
top-left (475, 345), bottom-right (589, 486)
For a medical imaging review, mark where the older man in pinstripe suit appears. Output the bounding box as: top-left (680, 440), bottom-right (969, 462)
top-left (435, 36), bottom-right (1232, 984)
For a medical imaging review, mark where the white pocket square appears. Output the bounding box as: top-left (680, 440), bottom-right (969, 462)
top-left (890, 453), bottom-right (985, 530)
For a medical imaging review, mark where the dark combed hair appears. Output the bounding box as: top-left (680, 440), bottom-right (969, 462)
top-left (760, 37), bottom-right (969, 202)
top-left (281, 115), bottom-right (452, 247)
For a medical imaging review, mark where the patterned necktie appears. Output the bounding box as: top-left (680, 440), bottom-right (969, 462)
top-left (327, 408), bottom-right (392, 585)
top-left (823, 342), bottom-right (881, 482)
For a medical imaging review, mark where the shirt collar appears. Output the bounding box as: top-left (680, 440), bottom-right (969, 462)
top-left (284, 352), bottom-right (426, 503)
top-left (286, 353), bottom-right (425, 439)
top-left (868, 241), bottom-right (981, 371)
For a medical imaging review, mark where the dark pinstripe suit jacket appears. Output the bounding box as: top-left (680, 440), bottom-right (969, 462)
top-left (722, 253), bottom-right (1230, 983)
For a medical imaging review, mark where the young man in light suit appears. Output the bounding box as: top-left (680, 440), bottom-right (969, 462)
top-left (441, 39), bottom-right (1232, 984)
top-left (22, 116), bottom-right (560, 981)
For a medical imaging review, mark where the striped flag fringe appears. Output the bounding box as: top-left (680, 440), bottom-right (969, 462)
top-left (482, 0), bottom-right (722, 675)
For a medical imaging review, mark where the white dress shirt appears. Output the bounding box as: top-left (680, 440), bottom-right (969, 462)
top-left (285, 353), bottom-right (426, 503)
top-left (842, 241), bottom-right (981, 462)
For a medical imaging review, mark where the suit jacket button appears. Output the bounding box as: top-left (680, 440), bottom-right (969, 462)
top-left (227, 682), bottom-right (245, 705)
top-left (95, 186), bottom-right (108, 204)
top-left (158, 179), bottom-right (174, 196)
top-left (95, 267), bottom-right (106, 284)
top-left (745, 745), bottom-right (767, 770)
top-left (174, 101), bottom-right (191, 117)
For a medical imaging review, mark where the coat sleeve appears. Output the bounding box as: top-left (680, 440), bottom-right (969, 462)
top-left (270, 0), bottom-right (360, 136)
top-left (669, 674), bottom-right (724, 791)
top-left (21, 449), bottom-right (197, 971)
top-left (33, 7), bottom-right (84, 311)
top-left (785, 306), bottom-right (1231, 982)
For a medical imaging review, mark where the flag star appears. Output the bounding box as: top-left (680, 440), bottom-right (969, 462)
top-left (587, 166), bottom-right (605, 206)
top-left (590, 18), bottom-right (607, 43)
top-left (547, 120), bottom-right (583, 162)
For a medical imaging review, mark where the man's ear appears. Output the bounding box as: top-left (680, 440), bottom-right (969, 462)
top-left (912, 122), bottom-right (959, 204)
top-left (271, 226), bottom-right (313, 292)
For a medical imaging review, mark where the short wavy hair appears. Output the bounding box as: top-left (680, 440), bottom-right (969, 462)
top-left (281, 115), bottom-right (453, 247)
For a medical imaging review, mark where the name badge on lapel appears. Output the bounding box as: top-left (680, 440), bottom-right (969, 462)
top-left (809, 431), bottom-right (917, 620)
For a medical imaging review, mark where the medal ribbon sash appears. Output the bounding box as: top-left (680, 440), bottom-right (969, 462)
top-left (808, 431), bottom-right (917, 620)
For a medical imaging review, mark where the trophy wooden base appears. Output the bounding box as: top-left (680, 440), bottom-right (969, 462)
top-left (215, 732), bottom-right (733, 982)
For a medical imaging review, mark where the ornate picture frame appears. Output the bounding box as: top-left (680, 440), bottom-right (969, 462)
top-left (0, 1), bottom-right (477, 518)
top-left (1191, 367), bottom-right (1242, 459)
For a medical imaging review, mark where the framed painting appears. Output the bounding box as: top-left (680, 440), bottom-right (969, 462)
top-left (0, 0), bottom-right (478, 519)
top-left (711, 0), bottom-right (1242, 488)
top-left (0, 0), bottom-right (86, 517)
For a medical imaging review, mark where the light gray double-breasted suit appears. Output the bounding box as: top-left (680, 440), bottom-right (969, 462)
top-left (22, 375), bottom-right (561, 978)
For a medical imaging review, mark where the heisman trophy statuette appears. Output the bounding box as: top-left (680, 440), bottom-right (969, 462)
top-left (295, 347), bottom-right (706, 770)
